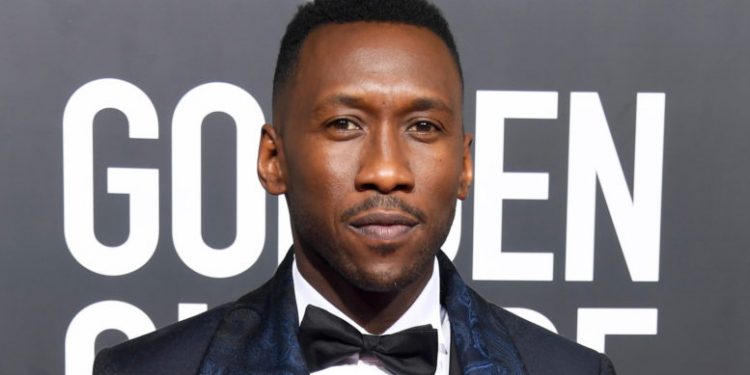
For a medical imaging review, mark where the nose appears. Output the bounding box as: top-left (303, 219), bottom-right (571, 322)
top-left (354, 126), bottom-right (415, 194)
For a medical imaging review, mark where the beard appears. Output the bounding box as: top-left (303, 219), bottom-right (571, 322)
top-left (287, 194), bottom-right (456, 292)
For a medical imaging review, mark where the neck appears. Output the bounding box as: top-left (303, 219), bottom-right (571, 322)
top-left (294, 245), bottom-right (434, 334)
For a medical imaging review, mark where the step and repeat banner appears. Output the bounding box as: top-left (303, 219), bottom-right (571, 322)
top-left (1, 0), bottom-right (749, 374)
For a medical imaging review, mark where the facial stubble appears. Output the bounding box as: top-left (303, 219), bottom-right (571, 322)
top-left (288, 194), bottom-right (456, 292)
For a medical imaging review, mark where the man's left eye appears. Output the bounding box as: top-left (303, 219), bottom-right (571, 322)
top-left (407, 121), bottom-right (439, 133)
top-left (328, 118), bottom-right (360, 131)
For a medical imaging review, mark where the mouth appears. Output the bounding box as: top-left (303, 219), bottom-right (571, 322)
top-left (347, 211), bottom-right (420, 242)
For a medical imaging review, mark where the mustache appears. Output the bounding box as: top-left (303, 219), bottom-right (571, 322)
top-left (341, 195), bottom-right (427, 223)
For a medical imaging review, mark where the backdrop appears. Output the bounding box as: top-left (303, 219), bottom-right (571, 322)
top-left (1, 0), bottom-right (749, 374)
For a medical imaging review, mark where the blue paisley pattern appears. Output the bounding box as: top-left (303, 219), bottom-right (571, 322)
top-left (437, 252), bottom-right (527, 375)
top-left (198, 251), bottom-right (308, 375)
top-left (197, 250), bottom-right (527, 374)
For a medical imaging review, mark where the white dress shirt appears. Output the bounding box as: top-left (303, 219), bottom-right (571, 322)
top-left (293, 257), bottom-right (451, 375)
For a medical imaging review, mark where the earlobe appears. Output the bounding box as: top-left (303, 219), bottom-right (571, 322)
top-left (457, 133), bottom-right (474, 200)
top-left (257, 124), bottom-right (287, 195)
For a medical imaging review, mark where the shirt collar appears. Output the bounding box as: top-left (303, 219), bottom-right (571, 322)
top-left (292, 256), bottom-right (446, 346)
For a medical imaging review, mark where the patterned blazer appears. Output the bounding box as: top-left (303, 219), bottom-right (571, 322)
top-left (94, 251), bottom-right (616, 374)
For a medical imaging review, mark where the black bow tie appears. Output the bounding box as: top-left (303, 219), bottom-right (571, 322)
top-left (298, 305), bottom-right (438, 374)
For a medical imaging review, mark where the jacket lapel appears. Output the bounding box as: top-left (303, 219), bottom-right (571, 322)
top-left (197, 250), bottom-right (527, 375)
top-left (438, 252), bottom-right (527, 375)
top-left (198, 251), bottom-right (308, 375)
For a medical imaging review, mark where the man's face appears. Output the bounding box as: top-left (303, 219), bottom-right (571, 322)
top-left (264, 22), bottom-right (472, 292)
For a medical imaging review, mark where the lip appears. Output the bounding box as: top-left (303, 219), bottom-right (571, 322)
top-left (347, 211), bottom-right (420, 242)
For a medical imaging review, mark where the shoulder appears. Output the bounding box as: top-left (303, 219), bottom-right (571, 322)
top-left (94, 255), bottom-right (297, 374)
top-left (93, 294), bottom-right (279, 375)
top-left (478, 293), bottom-right (615, 375)
top-left (436, 253), bottom-right (614, 375)
top-left (93, 303), bottom-right (233, 375)
top-left (92, 282), bottom-right (281, 375)
top-left (93, 257), bottom-right (296, 375)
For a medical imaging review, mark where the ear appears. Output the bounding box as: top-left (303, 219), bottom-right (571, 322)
top-left (257, 123), bottom-right (287, 195)
top-left (457, 132), bottom-right (474, 200)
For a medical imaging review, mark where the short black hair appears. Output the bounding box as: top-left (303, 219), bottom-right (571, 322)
top-left (272, 0), bottom-right (462, 108)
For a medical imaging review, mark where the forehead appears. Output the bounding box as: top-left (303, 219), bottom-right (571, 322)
top-left (276, 22), bottom-right (462, 120)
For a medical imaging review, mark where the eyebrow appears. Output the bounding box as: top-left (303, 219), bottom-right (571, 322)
top-left (320, 94), bottom-right (366, 109)
top-left (408, 97), bottom-right (453, 115)
top-left (316, 94), bottom-right (454, 115)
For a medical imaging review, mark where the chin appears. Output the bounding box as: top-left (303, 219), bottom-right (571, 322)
top-left (348, 270), bottom-right (415, 292)
top-left (343, 254), bottom-right (434, 292)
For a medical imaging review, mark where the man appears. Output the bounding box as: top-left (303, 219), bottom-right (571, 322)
top-left (95, 0), bottom-right (616, 374)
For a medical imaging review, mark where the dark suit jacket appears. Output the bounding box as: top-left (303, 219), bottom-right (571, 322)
top-left (94, 252), bottom-right (616, 374)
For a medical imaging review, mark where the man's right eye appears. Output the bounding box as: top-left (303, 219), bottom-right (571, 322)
top-left (327, 118), bottom-right (360, 131)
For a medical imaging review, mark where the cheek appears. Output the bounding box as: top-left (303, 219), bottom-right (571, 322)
top-left (289, 143), bottom-right (358, 207)
top-left (321, 154), bottom-right (356, 199)
top-left (412, 146), bottom-right (463, 201)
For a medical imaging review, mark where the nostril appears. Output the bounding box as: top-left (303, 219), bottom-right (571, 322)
top-left (356, 182), bottom-right (379, 192)
top-left (355, 141), bottom-right (415, 193)
top-left (355, 171), bottom-right (414, 194)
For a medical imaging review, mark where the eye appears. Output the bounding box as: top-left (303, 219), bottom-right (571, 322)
top-left (327, 118), bottom-right (360, 131)
top-left (407, 120), bottom-right (440, 133)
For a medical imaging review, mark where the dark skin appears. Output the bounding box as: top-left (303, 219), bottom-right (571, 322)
top-left (258, 22), bottom-right (473, 334)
